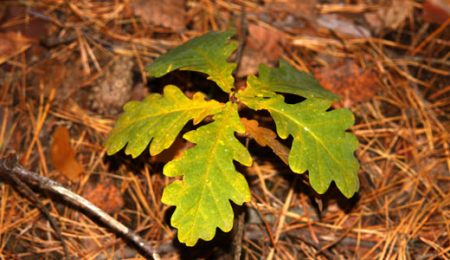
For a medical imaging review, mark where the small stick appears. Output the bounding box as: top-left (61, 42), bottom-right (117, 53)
top-left (233, 5), bottom-right (248, 78)
top-left (232, 207), bottom-right (246, 260)
top-left (232, 8), bottom-right (248, 260)
top-left (1, 161), bottom-right (70, 259)
top-left (0, 155), bottom-right (160, 260)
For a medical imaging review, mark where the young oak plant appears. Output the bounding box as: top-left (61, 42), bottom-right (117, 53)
top-left (105, 30), bottom-right (359, 246)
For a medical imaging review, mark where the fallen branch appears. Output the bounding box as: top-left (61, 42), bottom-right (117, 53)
top-left (2, 159), bottom-right (70, 259)
top-left (0, 154), bottom-right (160, 260)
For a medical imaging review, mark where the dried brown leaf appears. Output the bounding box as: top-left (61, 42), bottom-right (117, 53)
top-left (82, 180), bottom-right (124, 214)
top-left (313, 60), bottom-right (379, 107)
top-left (132, 0), bottom-right (186, 31)
top-left (265, 0), bottom-right (317, 22)
top-left (50, 126), bottom-right (84, 182)
top-left (247, 24), bottom-right (285, 59)
top-left (238, 24), bottom-right (286, 77)
top-left (0, 32), bottom-right (31, 64)
top-left (34, 60), bottom-right (67, 98)
top-left (3, 6), bottom-right (50, 40)
top-left (241, 118), bottom-right (289, 165)
top-left (424, 0), bottom-right (450, 24)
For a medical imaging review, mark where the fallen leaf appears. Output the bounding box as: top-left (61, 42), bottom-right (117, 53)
top-left (265, 0), bottom-right (317, 23)
top-left (132, 0), bottom-right (186, 31)
top-left (313, 60), bottom-right (380, 107)
top-left (50, 126), bottom-right (84, 182)
top-left (423, 0), bottom-right (450, 24)
top-left (364, 0), bottom-right (414, 33)
top-left (82, 180), bottom-right (124, 214)
top-left (240, 118), bottom-right (289, 165)
top-left (34, 59), bottom-right (67, 98)
top-left (0, 32), bottom-right (31, 64)
top-left (238, 23), bottom-right (286, 77)
top-left (317, 14), bottom-right (371, 37)
top-left (247, 23), bottom-right (286, 59)
top-left (2, 6), bottom-right (50, 40)
top-left (237, 49), bottom-right (266, 77)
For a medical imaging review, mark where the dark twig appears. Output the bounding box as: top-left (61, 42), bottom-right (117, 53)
top-left (233, 5), bottom-right (248, 78)
top-left (232, 8), bottom-right (248, 260)
top-left (232, 207), bottom-right (246, 260)
top-left (0, 158), bottom-right (70, 259)
top-left (0, 155), bottom-right (160, 260)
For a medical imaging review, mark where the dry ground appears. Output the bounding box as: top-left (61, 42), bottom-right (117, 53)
top-left (0, 0), bottom-right (449, 259)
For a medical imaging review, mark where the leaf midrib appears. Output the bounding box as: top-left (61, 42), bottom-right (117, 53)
top-left (186, 119), bottom-right (226, 240)
top-left (117, 102), bottom-right (222, 131)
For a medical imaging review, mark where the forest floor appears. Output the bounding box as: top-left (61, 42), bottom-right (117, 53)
top-left (0, 0), bottom-right (449, 259)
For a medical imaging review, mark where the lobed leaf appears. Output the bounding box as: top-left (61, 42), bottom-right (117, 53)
top-left (105, 85), bottom-right (224, 158)
top-left (238, 67), bottom-right (359, 198)
top-left (245, 60), bottom-right (339, 101)
top-left (146, 30), bottom-right (237, 93)
top-left (105, 29), bottom-right (361, 248)
top-left (161, 103), bottom-right (252, 246)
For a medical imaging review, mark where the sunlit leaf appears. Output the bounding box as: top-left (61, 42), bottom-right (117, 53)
top-left (105, 85), bottom-right (224, 158)
top-left (245, 60), bottom-right (339, 101)
top-left (162, 103), bottom-right (252, 246)
top-left (106, 30), bottom-right (361, 247)
top-left (146, 30), bottom-right (237, 93)
top-left (238, 68), bottom-right (359, 198)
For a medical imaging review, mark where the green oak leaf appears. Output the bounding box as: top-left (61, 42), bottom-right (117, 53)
top-left (161, 103), bottom-right (252, 246)
top-left (146, 30), bottom-right (237, 93)
top-left (245, 60), bottom-right (339, 101)
top-left (105, 30), bottom-right (361, 247)
top-left (238, 77), bottom-right (359, 198)
top-left (105, 85), bottom-right (224, 158)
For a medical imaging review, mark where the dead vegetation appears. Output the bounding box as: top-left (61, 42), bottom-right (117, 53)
top-left (0, 0), bottom-right (449, 259)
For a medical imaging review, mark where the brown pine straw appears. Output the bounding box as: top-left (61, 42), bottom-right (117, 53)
top-left (0, 0), bottom-right (449, 259)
